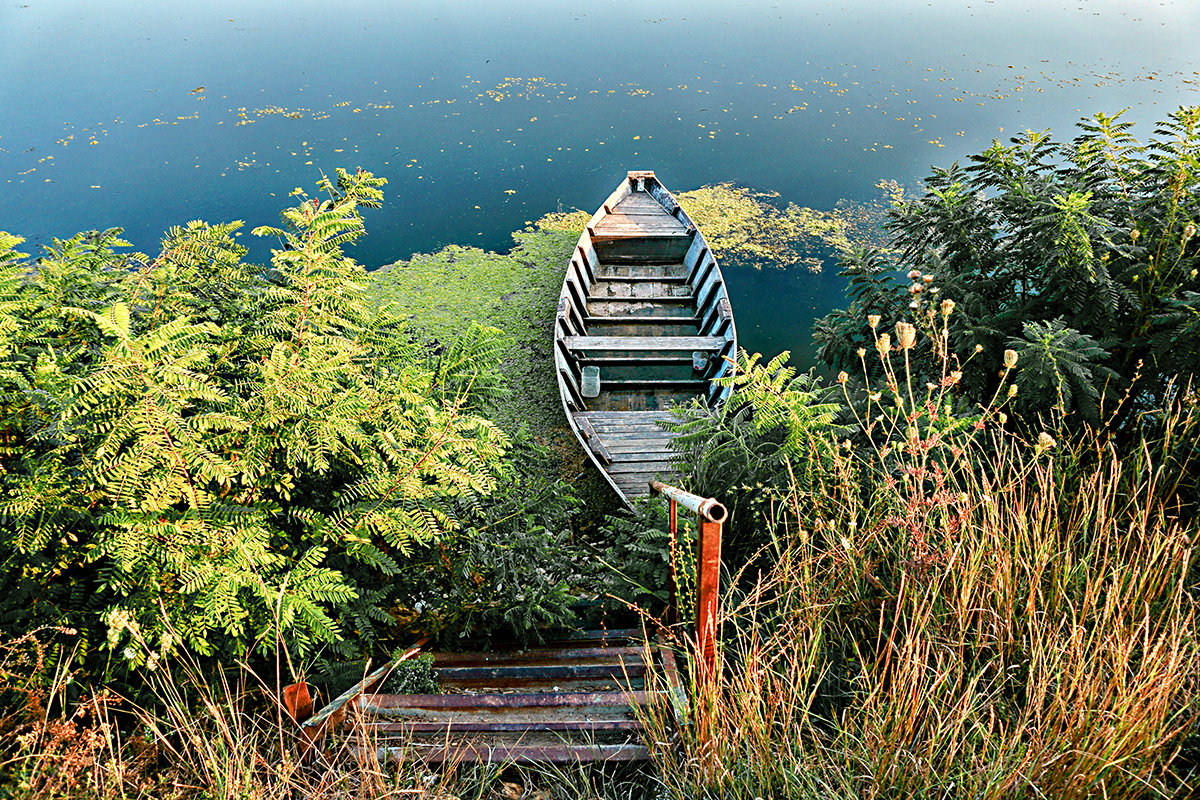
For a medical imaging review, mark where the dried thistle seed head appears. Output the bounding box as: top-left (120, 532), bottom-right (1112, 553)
top-left (837, 370), bottom-right (849, 384)
top-left (941, 298), bottom-right (956, 316)
top-left (907, 269), bottom-right (922, 280)
top-left (909, 282), bottom-right (924, 294)
top-left (1038, 431), bottom-right (1056, 449)
top-left (857, 347), bottom-right (867, 358)
top-left (1008, 383), bottom-right (1019, 397)
top-left (1184, 223), bottom-right (1196, 240)
top-left (896, 321), bottom-right (917, 350)
top-left (975, 343), bottom-right (984, 353)
top-left (1004, 349), bottom-right (1019, 369)
top-left (877, 332), bottom-right (892, 355)
top-left (868, 313), bottom-right (881, 329)
top-left (922, 274), bottom-right (934, 284)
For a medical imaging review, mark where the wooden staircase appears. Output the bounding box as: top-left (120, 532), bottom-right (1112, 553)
top-left (299, 628), bottom-right (687, 764)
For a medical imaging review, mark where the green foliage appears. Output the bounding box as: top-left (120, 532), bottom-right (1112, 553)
top-left (815, 106), bottom-right (1200, 429)
top-left (0, 169), bottom-right (511, 673)
top-left (1007, 318), bottom-right (1114, 420)
top-left (666, 350), bottom-right (841, 561)
top-left (379, 652), bottom-right (440, 694)
top-left (389, 435), bottom-right (585, 646)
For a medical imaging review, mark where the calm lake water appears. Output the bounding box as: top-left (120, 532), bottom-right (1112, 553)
top-left (2, 0), bottom-right (1197, 365)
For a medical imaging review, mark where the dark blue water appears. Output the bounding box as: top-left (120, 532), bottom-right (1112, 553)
top-left (2, 0), bottom-right (1197, 363)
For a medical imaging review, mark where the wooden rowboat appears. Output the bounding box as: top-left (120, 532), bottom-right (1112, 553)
top-left (554, 171), bottom-right (737, 503)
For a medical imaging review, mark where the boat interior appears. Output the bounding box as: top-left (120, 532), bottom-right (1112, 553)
top-left (554, 172), bottom-right (736, 499)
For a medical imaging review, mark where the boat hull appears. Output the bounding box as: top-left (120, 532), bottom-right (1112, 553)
top-left (553, 171), bottom-right (737, 503)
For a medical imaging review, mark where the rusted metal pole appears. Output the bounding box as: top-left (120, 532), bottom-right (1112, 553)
top-left (649, 481), bottom-right (727, 683)
top-left (695, 511), bottom-right (723, 683)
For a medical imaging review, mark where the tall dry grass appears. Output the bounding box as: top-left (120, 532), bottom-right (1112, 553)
top-left (643, 318), bottom-right (1200, 798)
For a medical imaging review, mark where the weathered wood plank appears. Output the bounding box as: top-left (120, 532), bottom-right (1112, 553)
top-left (613, 193), bottom-right (667, 213)
top-left (584, 315), bottom-right (699, 326)
top-left (589, 421), bottom-right (675, 433)
top-left (600, 209), bottom-right (683, 222)
top-left (601, 440), bottom-right (677, 453)
top-left (601, 379), bottom-right (707, 389)
top-left (593, 237), bottom-right (694, 264)
top-left (564, 336), bottom-right (725, 352)
top-left (608, 461), bottom-right (675, 476)
top-left (575, 417), bottom-right (612, 465)
top-left (607, 452), bottom-right (677, 464)
top-left (588, 296), bottom-right (695, 306)
top-left (575, 411), bottom-right (678, 420)
top-left (597, 420), bottom-right (676, 431)
top-left (576, 356), bottom-right (694, 367)
top-left (592, 274), bottom-right (688, 284)
top-left (593, 227), bottom-right (690, 239)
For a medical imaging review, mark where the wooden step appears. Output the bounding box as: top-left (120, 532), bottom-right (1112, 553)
top-left (312, 630), bottom-right (686, 765)
top-left (372, 740), bottom-right (650, 765)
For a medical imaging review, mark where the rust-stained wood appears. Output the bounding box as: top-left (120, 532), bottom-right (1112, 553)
top-left (377, 742), bottom-right (651, 765)
top-left (696, 513), bottom-right (723, 684)
top-left (555, 171), bottom-right (737, 504)
top-left (317, 628), bottom-right (687, 765)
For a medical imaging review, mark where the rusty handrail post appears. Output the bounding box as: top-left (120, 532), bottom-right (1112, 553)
top-left (649, 481), bottom-right (727, 685)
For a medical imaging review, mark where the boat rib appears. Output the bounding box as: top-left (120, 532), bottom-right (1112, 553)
top-left (554, 170), bottom-right (737, 503)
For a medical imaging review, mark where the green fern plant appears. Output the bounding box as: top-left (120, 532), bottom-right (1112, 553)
top-left (1008, 318), bottom-right (1113, 422)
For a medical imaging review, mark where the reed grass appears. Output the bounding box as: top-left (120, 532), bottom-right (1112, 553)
top-left (637, 319), bottom-right (1200, 799)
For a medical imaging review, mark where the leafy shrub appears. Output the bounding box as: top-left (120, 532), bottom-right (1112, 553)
top-left (666, 350), bottom-right (840, 561)
top-left (379, 652), bottom-right (440, 695)
top-left (0, 169), bottom-right (509, 673)
top-left (815, 106), bottom-right (1200, 431)
top-left (389, 434), bottom-right (585, 646)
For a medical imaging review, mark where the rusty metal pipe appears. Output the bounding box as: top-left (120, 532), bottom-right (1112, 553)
top-left (649, 480), bottom-right (728, 523)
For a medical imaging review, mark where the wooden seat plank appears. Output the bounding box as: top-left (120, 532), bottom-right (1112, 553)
top-left (575, 411), bottom-right (677, 420)
top-left (613, 193), bottom-right (668, 212)
top-left (608, 452), bottom-right (677, 465)
top-left (564, 336), bottom-right (724, 352)
top-left (588, 418), bottom-right (676, 430)
top-left (602, 379), bottom-right (707, 389)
